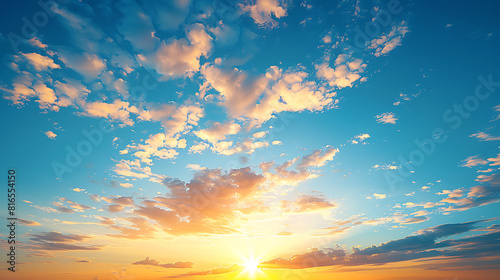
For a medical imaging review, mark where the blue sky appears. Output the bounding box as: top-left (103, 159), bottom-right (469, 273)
top-left (1, 0), bottom-right (500, 279)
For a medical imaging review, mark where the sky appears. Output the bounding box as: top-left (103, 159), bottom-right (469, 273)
top-left (0, 0), bottom-right (500, 279)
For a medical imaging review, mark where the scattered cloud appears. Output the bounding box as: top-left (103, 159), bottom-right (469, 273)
top-left (44, 130), bottom-right (57, 139)
top-left (132, 257), bottom-right (193, 269)
top-left (376, 112), bottom-right (398, 124)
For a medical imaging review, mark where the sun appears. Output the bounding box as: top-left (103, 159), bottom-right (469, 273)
top-left (243, 259), bottom-right (260, 274)
top-left (236, 256), bottom-right (266, 279)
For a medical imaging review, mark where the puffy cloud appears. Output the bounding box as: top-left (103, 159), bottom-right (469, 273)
top-left (355, 133), bottom-right (370, 141)
top-left (126, 132), bottom-right (189, 163)
top-left (194, 121), bottom-right (241, 144)
top-left (189, 142), bottom-right (209, 154)
top-left (132, 257), bottom-right (193, 269)
top-left (28, 37), bottom-right (48, 49)
top-left (143, 23), bottom-right (212, 78)
top-left (369, 22), bottom-right (409, 57)
top-left (186, 164), bottom-right (207, 171)
top-left (259, 161), bottom-right (275, 172)
top-left (252, 131), bottom-right (267, 138)
top-left (239, 0), bottom-right (288, 28)
top-left (0, 82), bottom-right (36, 105)
top-left (80, 99), bottom-right (139, 126)
top-left (139, 103), bottom-right (204, 137)
top-left (21, 53), bottom-right (60, 71)
top-left (132, 167), bottom-right (266, 236)
top-left (120, 183), bottom-right (133, 188)
top-left (32, 81), bottom-right (59, 110)
top-left (322, 35), bottom-right (332, 44)
top-left (44, 130), bottom-right (57, 139)
top-left (373, 193), bottom-right (387, 199)
top-left (315, 55), bottom-right (366, 89)
top-left (375, 112), bottom-right (397, 124)
top-left (202, 65), bottom-right (336, 127)
top-left (200, 64), bottom-right (268, 119)
top-left (211, 138), bottom-right (269, 155)
top-left (248, 69), bottom-right (336, 126)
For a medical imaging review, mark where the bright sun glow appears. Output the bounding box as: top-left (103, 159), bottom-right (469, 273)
top-left (244, 259), bottom-right (260, 273)
top-left (236, 256), bottom-right (265, 279)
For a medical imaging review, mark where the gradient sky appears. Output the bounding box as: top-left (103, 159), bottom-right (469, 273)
top-left (1, 0), bottom-right (500, 279)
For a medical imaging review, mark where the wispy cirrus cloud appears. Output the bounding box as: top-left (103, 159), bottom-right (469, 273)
top-left (376, 112), bottom-right (398, 124)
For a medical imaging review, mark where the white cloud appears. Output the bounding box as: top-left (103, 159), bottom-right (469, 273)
top-left (376, 112), bottom-right (397, 124)
top-left (315, 54), bottom-right (366, 89)
top-left (352, 133), bottom-right (370, 144)
top-left (189, 142), bottom-right (209, 154)
top-left (322, 35), bottom-right (331, 44)
top-left (470, 132), bottom-right (500, 141)
top-left (461, 155), bottom-right (488, 167)
top-left (239, 0), bottom-right (288, 28)
top-left (28, 37), bottom-right (48, 49)
top-left (139, 103), bottom-right (204, 137)
top-left (80, 99), bottom-right (139, 126)
top-left (22, 53), bottom-right (60, 71)
top-left (145, 23), bottom-right (212, 78)
top-left (44, 130), bottom-right (57, 139)
top-left (369, 22), bottom-right (409, 57)
top-left (194, 121), bottom-right (241, 144)
top-left (297, 146), bottom-right (338, 170)
top-left (373, 193), bottom-right (387, 199)
top-left (186, 164), bottom-right (207, 171)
